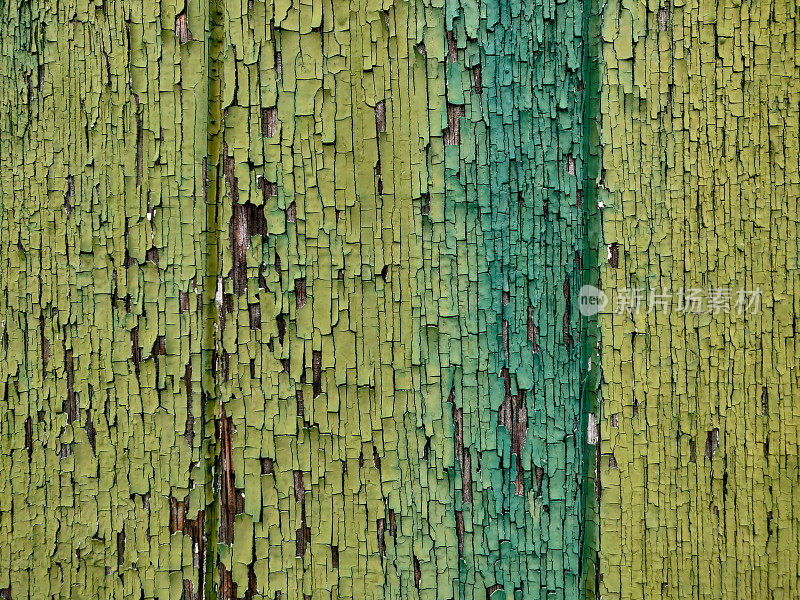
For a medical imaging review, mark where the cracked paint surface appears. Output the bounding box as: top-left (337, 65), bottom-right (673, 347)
top-left (0, 0), bottom-right (797, 598)
top-left (0, 0), bottom-right (592, 597)
top-left (596, 0), bottom-right (800, 598)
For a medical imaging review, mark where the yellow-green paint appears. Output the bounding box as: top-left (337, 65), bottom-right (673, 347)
top-left (0, 0), bottom-right (798, 598)
top-left (0, 0), bottom-right (592, 596)
top-left (0, 0), bottom-right (218, 597)
top-left (597, 0), bottom-right (800, 598)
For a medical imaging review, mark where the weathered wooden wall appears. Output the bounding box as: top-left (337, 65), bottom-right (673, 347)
top-left (597, 0), bottom-right (800, 598)
top-left (0, 0), bottom-right (797, 599)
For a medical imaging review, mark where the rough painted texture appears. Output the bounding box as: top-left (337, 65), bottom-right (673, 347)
top-left (0, 0), bottom-right (592, 598)
top-left (438, 1), bottom-right (590, 598)
top-left (0, 0), bottom-right (218, 598)
top-left (2, 0), bottom-right (798, 598)
top-left (208, 0), bottom-right (591, 597)
top-left (597, 0), bottom-right (800, 598)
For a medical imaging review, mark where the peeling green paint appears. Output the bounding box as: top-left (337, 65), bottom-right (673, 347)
top-left (0, 0), bottom-right (594, 595)
top-left (0, 0), bottom-right (798, 598)
top-left (596, 0), bottom-right (800, 598)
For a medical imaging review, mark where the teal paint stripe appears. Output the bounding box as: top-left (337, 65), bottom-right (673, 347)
top-left (437, 0), bottom-right (592, 597)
